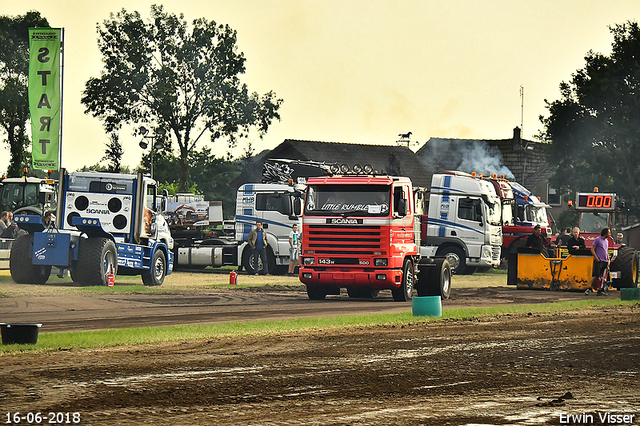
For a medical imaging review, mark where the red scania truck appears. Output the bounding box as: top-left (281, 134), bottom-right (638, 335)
top-left (299, 173), bottom-right (452, 301)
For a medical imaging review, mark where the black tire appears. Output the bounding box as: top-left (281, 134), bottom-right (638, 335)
top-left (392, 258), bottom-right (414, 301)
top-left (72, 238), bottom-right (117, 286)
top-left (142, 250), bottom-right (166, 287)
top-left (429, 259), bottom-right (452, 299)
top-left (611, 247), bottom-right (638, 288)
top-left (306, 284), bottom-right (327, 300)
top-left (436, 246), bottom-right (467, 275)
top-left (9, 233), bottom-right (51, 284)
top-left (347, 287), bottom-right (380, 298)
top-left (243, 247), bottom-right (276, 275)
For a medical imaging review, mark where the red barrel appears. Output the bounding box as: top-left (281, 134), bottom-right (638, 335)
top-left (229, 270), bottom-right (238, 285)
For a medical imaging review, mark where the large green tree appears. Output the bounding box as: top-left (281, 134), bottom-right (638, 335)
top-left (82, 5), bottom-right (282, 191)
top-left (540, 21), bottom-right (640, 215)
top-left (0, 11), bottom-right (49, 176)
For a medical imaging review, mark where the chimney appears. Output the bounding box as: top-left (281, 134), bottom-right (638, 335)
top-left (512, 126), bottom-right (522, 151)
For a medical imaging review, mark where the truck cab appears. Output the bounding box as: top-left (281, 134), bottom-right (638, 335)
top-left (0, 176), bottom-right (57, 216)
top-left (423, 171), bottom-right (502, 274)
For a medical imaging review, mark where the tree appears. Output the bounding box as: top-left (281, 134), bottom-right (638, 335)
top-left (0, 11), bottom-right (49, 176)
top-left (82, 5), bottom-right (282, 191)
top-left (540, 21), bottom-right (640, 216)
top-left (140, 146), bottom-right (243, 217)
top-left (103, 132), bottom-right (123, 172)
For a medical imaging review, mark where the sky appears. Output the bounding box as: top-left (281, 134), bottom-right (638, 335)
top-left (1, 0), bottom-right (639, 175)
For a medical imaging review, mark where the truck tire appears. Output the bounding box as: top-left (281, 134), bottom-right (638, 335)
top-left (10, 233), bottom-right (51, 284)
top-left (142, 250), bottom-right (166, 287)
top-left (347, 287), bottom-right (380, 298)
top-left (306, 284), bottom-right (328, 300)
top-left (436, 246), bottom-right (467, 275)
top-left (420, 258), bottom-right (452, 299)
top-left (73, 237), bottom-right (117, 286)
top-left (243, 247), bottom-right (277, 275)
top-left (611, 247), bottom-right (638, 288)
top-left (392, 259), bottom-right (414, 301)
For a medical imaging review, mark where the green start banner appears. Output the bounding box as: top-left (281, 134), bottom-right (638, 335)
top-left (28, 28), bottom-right (62, 170)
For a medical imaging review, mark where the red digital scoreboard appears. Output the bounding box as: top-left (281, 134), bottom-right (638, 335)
top-left (575, 193), bottom-right (615, 211)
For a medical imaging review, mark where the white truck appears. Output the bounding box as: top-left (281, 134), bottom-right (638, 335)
top-left (173, 182), bottom-right (304, 274)
top-left (10, 170), bottom-right (174, 286)
top-left (421, 171), bottom-right (503, 274)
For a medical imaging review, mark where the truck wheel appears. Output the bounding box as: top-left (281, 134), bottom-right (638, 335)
top-left (306, 284), bottom-right (327, 300)
top-left (611, 247), bottom-right (638, 288)
top-left (392, 259), bottom-right (414, 301)
top-left (10, 233), bottom-right (51, 284)
top-left (243, 248), bottom-right (276, 275)
top-left (142, 250), bottom-right (166, 287)
top-left (73, 237), bottom-right (117, 286)
top-left (425, 259), bottom-right (452, 299)
top-left (347, 287), bottom-right (380, 298)
top-left (436, 246), bottom-right (466, 275)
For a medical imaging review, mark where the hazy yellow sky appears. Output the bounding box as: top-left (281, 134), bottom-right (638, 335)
top-left (1, 0), bottom-right (639, 174)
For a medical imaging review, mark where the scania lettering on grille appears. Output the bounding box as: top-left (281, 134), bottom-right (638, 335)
top-left (327, 218), bottom-right (362, 224)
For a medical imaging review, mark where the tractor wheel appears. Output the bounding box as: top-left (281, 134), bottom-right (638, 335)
top-left (416, 258), bottom-right (451, 299)
top-left (142, 250), bottom-right (166, 286)
top-left (611, 247), bottom-right (638, 288)
top-left (392, 259), bottom-right (414, 301)
top-left (72, 238), bottom-right (117, 286)
top-left (10, 233), bottom-right (51, 284)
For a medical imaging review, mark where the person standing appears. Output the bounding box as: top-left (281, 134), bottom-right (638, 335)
top-left (288, 223), bottom-right (301, 275)
top-left (566, 227), bottom-right (586, 253)
top-left (248, 220), bottom-right (269, 275)
top-left (588, 227), bottom-right (611, 296)
top-left (525, 224), bottom-right (555, 257)
top-left (0, 211), bottom-right (8, 234)
top-left (555, 228), bottom-right (572, 246)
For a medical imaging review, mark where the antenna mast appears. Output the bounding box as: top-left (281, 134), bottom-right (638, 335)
top-left (520, 85), bottom-right (524, 137)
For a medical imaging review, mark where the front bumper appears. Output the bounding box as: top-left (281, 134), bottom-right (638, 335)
top-left (299, 267), bottom-right (403, 289)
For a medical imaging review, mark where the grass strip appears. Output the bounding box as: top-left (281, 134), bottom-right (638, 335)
top-left (0, 299), bottom-right (636, 354)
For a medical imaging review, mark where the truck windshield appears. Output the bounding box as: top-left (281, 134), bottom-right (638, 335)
top-left (580, 212), bottom-right (610, 233)
top-left (304, 185), bottom-right (390, 216)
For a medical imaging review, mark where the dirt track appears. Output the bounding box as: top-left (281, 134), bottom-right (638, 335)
top-left (1, 272), bottom-right (639, 425)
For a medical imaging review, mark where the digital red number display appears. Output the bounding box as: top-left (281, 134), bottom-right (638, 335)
top-left (577, 194), bottom-right (612, 209)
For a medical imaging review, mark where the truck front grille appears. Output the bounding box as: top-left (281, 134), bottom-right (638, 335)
top-left (306, 225), bottom-right (383, 255)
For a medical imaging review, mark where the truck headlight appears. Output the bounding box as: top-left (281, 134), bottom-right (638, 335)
top-left (374, 258), bottom-right (388, 266)
top-left (302, 257), bottom-right (315, 265)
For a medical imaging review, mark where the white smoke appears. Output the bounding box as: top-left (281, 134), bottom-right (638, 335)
top-left (418, 138), bottom-right (515, 179)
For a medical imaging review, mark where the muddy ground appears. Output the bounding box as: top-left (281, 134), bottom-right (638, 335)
top-left (1, 273), bottom-right (639, 425)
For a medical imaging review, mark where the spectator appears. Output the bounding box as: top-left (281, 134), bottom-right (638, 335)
top-left (0, 212), bottom-right (18, 239)
top-left (555, 228), bottom-right (572, 246)
top-left (288, 223), bottom-right (301, 275)
top-left (0, 211), bottom-right (8, 234)
top-left (614, 233), bottom-right (625, 245)
top-left (566, 227), bottom-right (586, 252)
top-left (525, 224), bottom-right (555, 257)
top-left (248, 220), bottom-right (269, 276)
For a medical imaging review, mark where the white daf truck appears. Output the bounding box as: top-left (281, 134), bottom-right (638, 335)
top-left (421, 171), bottom-right (503, 274)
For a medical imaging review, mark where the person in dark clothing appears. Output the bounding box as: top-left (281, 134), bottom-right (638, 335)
top-left (525, 224), bottom-right (555, 257)
top-left (555, 228), bottom-right (572, 246)
top-left (566, 227), bottom-right (586, 253)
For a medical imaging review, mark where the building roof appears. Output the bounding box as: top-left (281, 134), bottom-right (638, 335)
top-left (415, 128), bottom-right (550, 189)
top-left (231, 139), bottom-right (435, 187)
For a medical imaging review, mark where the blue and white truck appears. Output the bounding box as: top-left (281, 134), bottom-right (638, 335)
top-left (10, 170), bottom-right (174, 286)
